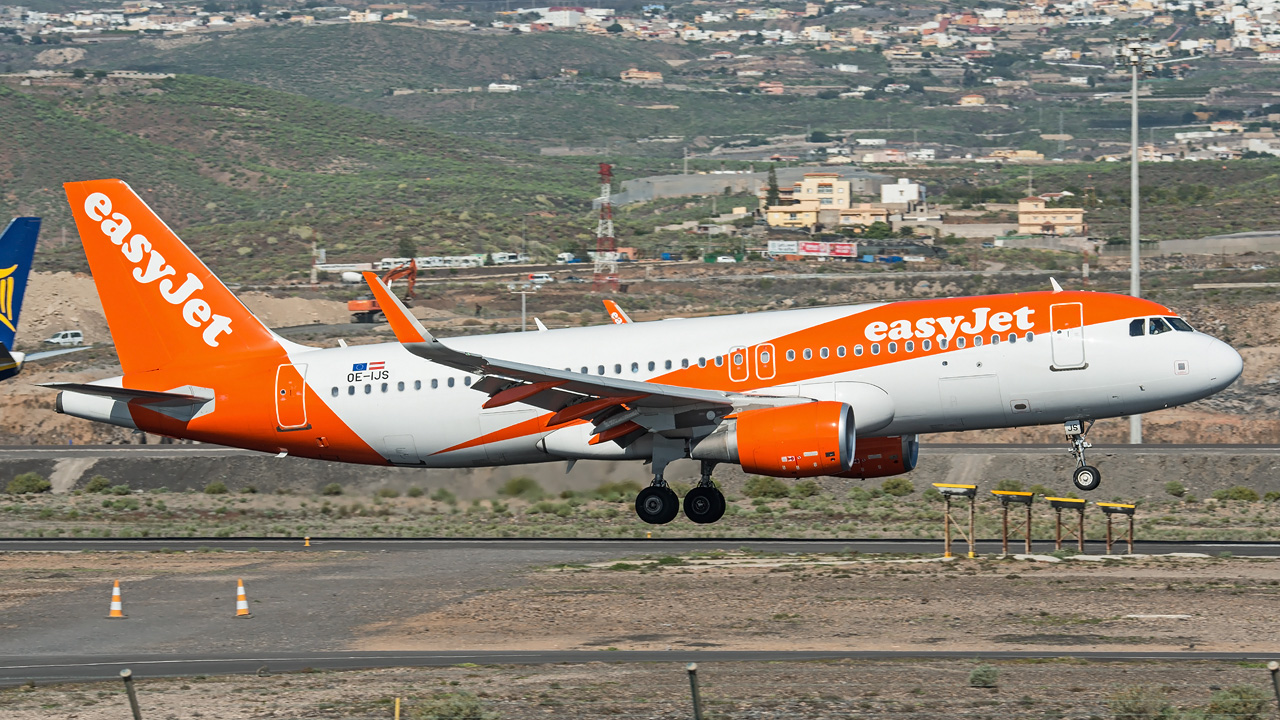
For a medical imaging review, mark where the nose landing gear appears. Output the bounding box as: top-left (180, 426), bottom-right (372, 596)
top-left (1065, 420), bottom-right (1101, 492)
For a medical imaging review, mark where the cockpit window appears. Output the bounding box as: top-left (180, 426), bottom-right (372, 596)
top-left (1149, 317), bottom-right (1172, 335)
top-left (1166, 316), bottom-right (1194, 332)
top-left (1129, 319), bottom-right (1145, 337)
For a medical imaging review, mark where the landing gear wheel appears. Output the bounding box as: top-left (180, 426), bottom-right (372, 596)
top-left (683, 486), bottom-right (726, 524)
top-left (635, 486), bottom-right (680, 525)
top-left (1072, 465), bottom-right (1101, 492)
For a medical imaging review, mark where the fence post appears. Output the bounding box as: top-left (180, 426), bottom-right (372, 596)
top-left (687, 662), bottom-right (703, 720)
top-left (1269, 661), bottom-right (1280, 713)
top-left (120, 669), bottom-right (143, 720)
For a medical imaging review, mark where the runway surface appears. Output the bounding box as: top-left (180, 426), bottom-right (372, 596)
top-left (2, 537), bottom-right (1277, 556)
top-left (2, 649), bottom-right (1275, 687)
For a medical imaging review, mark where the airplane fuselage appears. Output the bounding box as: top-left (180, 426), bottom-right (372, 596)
top-left (60, 289), bottom-right (1241, 469)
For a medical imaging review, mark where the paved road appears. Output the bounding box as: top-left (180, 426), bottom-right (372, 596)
top-left (1, 537), bottom-right (1277, 556)
top-left (2, 649), bottom-right (1276, 687)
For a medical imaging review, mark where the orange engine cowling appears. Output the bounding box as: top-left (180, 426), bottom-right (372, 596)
top-left (691, 401), bottom-right (855, 478)
top-left (829, 435), bottom-right (919, 479)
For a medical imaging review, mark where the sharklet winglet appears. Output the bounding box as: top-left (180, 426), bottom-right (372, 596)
top-left (1050, 277), bottom-right (1063, 293)
top-left (361, 272), bottom-right (488, 373)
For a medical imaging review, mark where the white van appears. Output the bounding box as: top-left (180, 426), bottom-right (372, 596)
top-left (45, 330), bottom-right (84, 346)
top-left (528, 273), bottom-right (555, 284)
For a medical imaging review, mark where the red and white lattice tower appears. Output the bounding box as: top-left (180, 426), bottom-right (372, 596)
top-left (594, 163), bottom-right (619, 293)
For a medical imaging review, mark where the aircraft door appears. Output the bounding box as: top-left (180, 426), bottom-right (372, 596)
top-left (755, 343), bottom-right (776, 381)
top-left (728, 346), bottom-right (749, 382)
top-left (382, 434), bottom-right (419, 464)
top-left (275, 363), bottom-right (309, 430)
top-left (1049, 302), bottom-right (1086, 369)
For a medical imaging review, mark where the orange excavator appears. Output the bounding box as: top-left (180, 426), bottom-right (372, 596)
top-left (349, 259), bottom-right (417, 323)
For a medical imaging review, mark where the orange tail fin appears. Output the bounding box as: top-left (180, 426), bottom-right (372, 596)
top-left (64, 180), bottom-right (280, 374)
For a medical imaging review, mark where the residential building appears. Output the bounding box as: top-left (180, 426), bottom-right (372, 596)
top-left (838, 204), bottom-right (891, 227)
top-left (881, 178), bottom-right (921, 205)
top-left (621, 68), bottom-right (664, 84)
top-left (1017, 196), bottom-right (1087, 236)
top-left (765, 201), bottom-right (822, 228)
top-left (958, 94), bottom-right (986, 105)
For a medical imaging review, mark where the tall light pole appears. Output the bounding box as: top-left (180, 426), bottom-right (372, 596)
top-left (1115, 34), bottom-right (1162, 445)
top-left (508, 282), bottom-right (538, 332)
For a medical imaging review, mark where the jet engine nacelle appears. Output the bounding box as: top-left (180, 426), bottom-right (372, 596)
top-left (829, 435), bottom-right (919, 480)
top-left (691, 401), bottom-right (854, 478)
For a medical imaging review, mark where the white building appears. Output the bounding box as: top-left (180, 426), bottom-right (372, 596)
top-left (488, 83), bottom-right (521, 92)
top-left (881, 178), bottom-right (921, 204)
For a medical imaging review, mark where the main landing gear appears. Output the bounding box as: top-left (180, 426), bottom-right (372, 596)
top-left (1065, 419), bottom-right (1102, 492)
top-left (634, 460), bottom-right (726, 525)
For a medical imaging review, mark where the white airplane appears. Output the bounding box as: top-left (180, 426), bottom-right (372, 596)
top-left (50, 180), bottom-right (1242, 525)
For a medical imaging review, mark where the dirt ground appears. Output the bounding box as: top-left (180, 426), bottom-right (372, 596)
top-left (3, 658), bottom-right (1276, 720)
top-left (3, 550), bottom-right (1280, 719)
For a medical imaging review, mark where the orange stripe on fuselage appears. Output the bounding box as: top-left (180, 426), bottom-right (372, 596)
top-left (648, 290), bottom-right (1169, 393)
top-left (427, 290), bottom-right (1169, 459)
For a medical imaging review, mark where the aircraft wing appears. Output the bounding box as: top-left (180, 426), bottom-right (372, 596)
top-left (363, 272), bottom-right (806, 429)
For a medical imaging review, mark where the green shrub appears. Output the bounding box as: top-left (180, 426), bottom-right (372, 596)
top-left (204, 481), bottom-right (228, 495)
top-left (110, 484), bottom-right (131, 496)
top-left (881, 477), bottom-right (914, 497)
top-left (498, 476), bottom-right (544, 500)
top-left (743, 476), bottom-right (790, 498)
top-left (1107, 686), bottom-right (1170, 720)
top-left (321, 483), bottom-right (344, 496)
top-left (1206, 684), bottom-right (1269, 720)
top-left (6, 473), bottom-right (51, 495)
top-left (406, 486), bottom-right (424, 498)
top-left (84, 476), bottom-right (112, 493)
top-left (1164, 481), bottom-right (1186, 498)
top-left (1028, 484), bottom-right (1052, 496)
top-left (592, 481), bottom-right (641, 500)
top-left (847, 487), bottom-right (872, 501)
top-left (1212, 486), bottom-right (1259, 502)
top-left (790, 479), bottom-right (821, 498)
top-left (968, 664), bottom-right (998, 688)
top-left (410, 691), bottom-right (496, 720)
top-left (240, 485), bottom-right (258, 494)
top-left (430, 488), bottom-right (457, 504)
top-left (1265, 491), bottom-right (1280, 503)
top-left (376, 488), bottom-right (401, 498)
top-left (994, 479), bottom-right (1023, 492)
top-left (923, 487), bottom-right (943, 501)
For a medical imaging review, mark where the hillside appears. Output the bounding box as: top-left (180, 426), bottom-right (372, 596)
top-left (64, 24), bottom-right (695, 105)
top-left (0, 74), bottom-right (624, 280)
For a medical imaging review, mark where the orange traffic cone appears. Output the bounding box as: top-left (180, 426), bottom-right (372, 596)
top-left (107, 580), bottom-right (125, 618)
top-left (235, 578), bottom-right (252, 618)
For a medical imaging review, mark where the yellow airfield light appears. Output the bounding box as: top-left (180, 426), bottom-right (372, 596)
top-left (991, 490), bottom-right (1034, 505)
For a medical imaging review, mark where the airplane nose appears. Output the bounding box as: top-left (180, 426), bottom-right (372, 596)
top-left (1201, 337), bottom-right (1243, 393)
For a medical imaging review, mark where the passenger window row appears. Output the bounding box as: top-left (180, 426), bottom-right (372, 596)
top-left (331, 376), bottom-right (473, 397)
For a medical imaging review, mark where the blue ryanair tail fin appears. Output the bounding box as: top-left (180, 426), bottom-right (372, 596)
top-left (0, 217), bottom-right (40, 352)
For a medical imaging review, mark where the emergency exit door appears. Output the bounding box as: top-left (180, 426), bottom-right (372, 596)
top-left (275, 363), bottom-right (309, 430)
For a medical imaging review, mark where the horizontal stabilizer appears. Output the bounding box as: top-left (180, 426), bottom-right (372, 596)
top-left (26, 346), bottom-right (93, 363)
top-left (40, 382), bottom-right (212, 407)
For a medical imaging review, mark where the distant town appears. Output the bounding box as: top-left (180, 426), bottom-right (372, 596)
top-left (5, 0), bottom-right (1280, 168)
